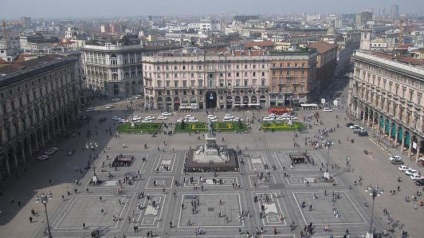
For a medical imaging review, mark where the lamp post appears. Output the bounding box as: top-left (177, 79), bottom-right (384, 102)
top-left (35, 192), bottom-right (53, 238)
top-left (324, 141), bottom-right (331, 180)
top-left (365, 185), bottom-right (383, 238)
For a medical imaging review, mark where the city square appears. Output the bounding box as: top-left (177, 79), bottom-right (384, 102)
top-left (1, 93), bottom-right (423, 238)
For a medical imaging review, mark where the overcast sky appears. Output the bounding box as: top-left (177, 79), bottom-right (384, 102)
top-left (1, 0), bottom-right (422, 19)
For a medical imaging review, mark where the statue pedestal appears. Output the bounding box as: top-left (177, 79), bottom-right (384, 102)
top-left (130, 122), bottom-right (135, 128)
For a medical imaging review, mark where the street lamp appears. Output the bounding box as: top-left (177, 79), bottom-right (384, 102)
top-left (365, 185), bottom-right (384, 238)
top-left (35, 192), bottom-right (53, 238)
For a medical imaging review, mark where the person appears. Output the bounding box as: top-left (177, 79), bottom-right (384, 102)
top-left (29, 216), bottom-right (33, 223)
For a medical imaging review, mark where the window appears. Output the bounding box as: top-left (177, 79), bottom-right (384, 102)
top-left (228, 73), bottom-right (231, 77)
top-left (262, 64), bottom-right (265, 69)
top-left (253, 65), bottom-right (256, 69)
top-left (236, 72), bottom-right (239, 77)
top-left (244, 72), bottom-right (248, 77)
top-left (174, 66), bottom-right (177, 70)
top-left (244, 79), bottom-right (248, 86)
top-left (253, 72), bottom-right (256, 77)
top-left (262, 72), bottom-right (265, 77)
top-left (182, 66), bottom-right (186, 70)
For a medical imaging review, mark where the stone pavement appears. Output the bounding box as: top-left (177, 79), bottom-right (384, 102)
top-left (0, 95), bottom-right (422, 238)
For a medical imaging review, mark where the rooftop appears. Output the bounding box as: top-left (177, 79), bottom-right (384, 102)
top-left (308, 41), bottom-right (338, 54)
top-left (0, 54), bottom-right (70, 76)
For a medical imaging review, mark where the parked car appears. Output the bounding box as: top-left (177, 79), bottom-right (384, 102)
top-left (132, 116), bottom-right (142, 121)
top-left (263, 117), bottom-right (274, 121)
top-left (358, 131), bottom-right (368, 136)
top-left (112, 116), bottom-right (122, 121)
top-left (399, 165), bottom-right (409, 172)
top-left (106, 104), bottom-right (114, 109)
top-left (405, 169), bottom-right (419, 176)
top-left (415, 179), bottom-right (424, 186)
top-left (162, 112), bottom-right (173, 116)
top-left (141, 119), bottom-right (152, 123)
top-left (391, 159), bottom-right (404, 165)
top-left (323, 108), bottom-right (332, 112)
top-left (210, 118), bottom-right (218, 122)
top-left (37, 155), bottom-right (49, 161)
top-left (188, 118), bottom-right (198, 122)
top-left (390, 155), bottom-right (402, 161)
top-left (157, 116), bottom-right (168, 120)
top-left (223, 118), bottom-right (233, 122)
top-left (346, 122), bottom-right (354, 127)
top-left (134, 95), bottom-right (143, 99)
top-left (86, 107), bottom-right (95, 112)
top-left (145, 116), bottom-right (155, 120)
top-left (111, 98), bottom-right (120, 102)
top-left (349, 125), bottom-right (360, 129)
top-left (45, 147), bottom-right (59, 155)
top-left (410, 174), bottom-right (424, 180)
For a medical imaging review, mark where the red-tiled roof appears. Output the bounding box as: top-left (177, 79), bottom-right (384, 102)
top-left (308, 41), bottom-right (337, 54)
top-left (0, 54), bottom-right (66, 75)
top-left (244, 40), bottom-right (274, 49)
top-left (371, 52), bottom-right (424, 66)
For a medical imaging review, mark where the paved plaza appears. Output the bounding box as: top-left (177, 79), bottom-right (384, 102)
top-left (1, 89), bottom-right (424, 238)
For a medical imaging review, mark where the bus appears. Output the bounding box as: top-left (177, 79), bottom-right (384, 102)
top-left (268, 107), bottom-right (292, 115)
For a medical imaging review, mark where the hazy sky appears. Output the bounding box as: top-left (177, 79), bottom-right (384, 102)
top-left (1, 0), bottom-right (422, 19)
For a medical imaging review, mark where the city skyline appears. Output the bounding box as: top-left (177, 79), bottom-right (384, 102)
top-left (0, 0), bottom-right (421, 19)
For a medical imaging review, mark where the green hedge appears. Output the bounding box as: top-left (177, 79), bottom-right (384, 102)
top-left (117, 123), bottom-right (162, 134)
top-left (261, 121), bottom-right (305, 131)
top-left (174, 121), bottom-right (248, 133)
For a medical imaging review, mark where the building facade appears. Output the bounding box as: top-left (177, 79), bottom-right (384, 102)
top-left (309, 41), bottom-right (338, 94)
top-left (0, 55), bottom-right (81, 177)
top-left (142, 48), bottom-right (318, 110)
top-left (349, 51), bottom-right (424, 162)
top-left (82, 43), bottom-right (144, 97)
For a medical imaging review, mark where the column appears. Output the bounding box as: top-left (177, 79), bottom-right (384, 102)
top-left (13, 151), bottom-right (19, 169)
top-left (401, 132), bottom-right (406, 153)
top-left (21, 145), bottom-right (26, 163)
top-left (394, 128), bottom-right (399, 147)
top-left (388, 123), bottom-right (392, 141)
top-left (362, 108), bottom-right (366, 124)
top-left (370, 113), bottom-right (375, 130)
top-left (41, 131), bottom-right (45, 147)
top-left (408, 136), bottom-right (413, 157)
top-left (27, 139), bottom-right (33, 156)
top-left (416, 141), bottom-right (421, 163)
top-left (5, 158), bottom-right (10, 175)
top-left (367, 112), bottom-right (371, 126)
top-left (61, 114), bottom-right (66, 131)
top-left (34, 133), bottom-right (39, 152)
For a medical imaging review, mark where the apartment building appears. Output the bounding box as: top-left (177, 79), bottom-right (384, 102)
top-left (309, 41), bottom-right (338, 93)
top-left (82, 43), bottom-right (144, 97)
top-left (0, 55), bottom-right (81, 176)
top-left (349, 51), bottom-right (424, 162)
top-left (142, 48), bottom-right (318, 110)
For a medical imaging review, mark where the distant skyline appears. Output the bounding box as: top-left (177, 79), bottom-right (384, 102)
top-left (1, 0), bottom-right (422, 19)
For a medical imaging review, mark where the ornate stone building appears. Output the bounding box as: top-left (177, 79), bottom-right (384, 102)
top-left (142, 48), bottom-right (318, 110)
top-left (349, 51), bottom-right (424, 161)
top-left (0, 54), bottom-right (81, 176)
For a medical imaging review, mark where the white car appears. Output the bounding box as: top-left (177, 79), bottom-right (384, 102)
top-left (118, 119), bottom-right (128, 123)
top-left (323, 108), bottom-right (332, 112)
top-left (177, 118), bottom-right (184, 123)
top-left (405, 169), bottom-right (419, 176)
top-left (157, 116), bottom-right (168, 120)
top-left (410, 174), bottom-right (424, 180)
top-left (208, 115), bottom-right (217, 120)
top-left (106, 104), bottom-right (114, 109)
top-left (289, 116), bottom-right (298, 120)
top-left (162, 112), bottom-right (173, 116)
top-left (210, 118), bottom-right (218, 122)
top-left (145, 116), bottom-right (155, 120)
top-left (276, 117), bottom-right (286, 121)
top-left (134, 95), bottom-right (143, 99)
top-left (86, 107), bottom-right (95, 112)
top-left (349, 125), bottom-right (360, 129)
top-left (111, 98), bottom-right (120, 102)
top-left (188, 119), bottom-right (198, 122)
top-left (223, 118), bottom-right (233, 122)
top-left (112, 116), bottom-right (121, 121)
top-left (141, 119), bottom-right (152, 123)
top-left (132, 116), bottom-right (142, 121)
top-left (399, 165), bottom-right (409, 172)
top-left (233, 117), bottom-right (243, 121)
top-left (45, 147), bottom-right (58, 155)
top-left (224, 114), bottom-right (234, 119)
top-left (269, 114), bottom-right (277, 119)
top-left (37, 154), bottom-right (49, 161)
top-left (185, 115), bottom-right (193, 119)
top-left (263, 117), bottom-right (274, 121)
top-left (390, 155), bottom-right (402, 161)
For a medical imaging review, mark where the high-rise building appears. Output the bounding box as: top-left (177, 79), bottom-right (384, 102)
top-left (20, 17), bottom-right (31, 28)
top-left (391, 4), bottom-right (399, 18)
top-left (355, 11), bottom-right (373, 29)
